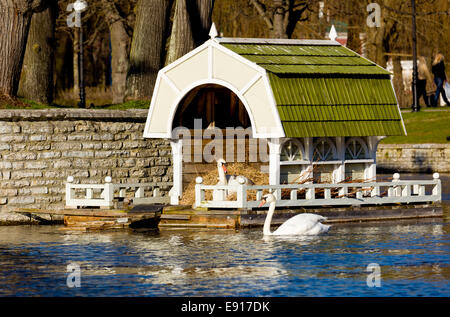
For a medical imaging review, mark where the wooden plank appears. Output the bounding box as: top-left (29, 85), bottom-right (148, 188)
top-left (160, 214), bottom-right (191, 220)
top-left (20, 208), bottom-right (129, 217)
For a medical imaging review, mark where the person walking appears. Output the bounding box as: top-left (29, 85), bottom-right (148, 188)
top-left (416, 56), bottom-right (432, 109)
top-left (431, 53), bottom-right (450, 107)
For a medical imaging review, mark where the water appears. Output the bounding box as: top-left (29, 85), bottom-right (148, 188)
top-left (0, 174), bottom-right (448, 297)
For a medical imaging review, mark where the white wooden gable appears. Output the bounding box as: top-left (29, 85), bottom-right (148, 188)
top-left (143, 39), bottom-right (285, 139)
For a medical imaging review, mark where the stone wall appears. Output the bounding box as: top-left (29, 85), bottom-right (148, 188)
top-left (0, 109), bottom-right (172, 216)
top-left (377, 144), bottom-right (450, 173)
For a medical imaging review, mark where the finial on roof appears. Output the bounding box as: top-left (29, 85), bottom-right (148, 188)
top-left (209, 22), bottom-right (218, 39)
top-left (329, 25), bottom-right (337, 41)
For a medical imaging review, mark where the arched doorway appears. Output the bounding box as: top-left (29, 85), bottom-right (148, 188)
top-left (173, 84), bottom-right (251, 130)
top-left (171, 84), bottom-right (267, 195)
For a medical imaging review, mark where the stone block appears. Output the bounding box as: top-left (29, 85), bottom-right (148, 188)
top-left (81, 142), bottom-right (102, 150)
top-left (53, 123), bottom-right (75, 133)
top-left (0, 161), bottom-right (12, 169)
top-left (118, 158), bottom-right (136, 168)
top-left (94, 150), bottom-right (113, 158)
top-left (68, 134), bottom-right (92, 141)
top-left (24, 161), bottom-right (49, 169)
top-left (90, 159), bottom-right (117, 168)
top-left (50, 135), bottom-right (67, 141)
top-left (11, 170), bottom-right (43, 179)
top-left (8, 196), bottom-right (35, 205)
top-left (39, 151), bottom-right (61, 159)
top-left (0, 123), bottom-right (20, 134)
top-left (103, 142), bottom-right (123, 150)
top-left (29, 134), bottom-right (47, 142)
top-left (30, 187), bottom-right (49, 195)
top-left (0, 188), bottom-right (18, 196)
top-left (92, 132), bottom-right (114, 141)
top-left (0, 135), bottom-right (26, 142)
top-left (62, 151), bottom-right (94, 158)
top-left (3, 152), bottom-right (37, 161)
top-left (122, 140), bottom-right (141, 149)
top-left (52, 142), bottom-right (82, 151)
top-left (21, 122), bottom-right (53, 134)
top-left (53, 160), bottom-right (72, 169)
top-left (28, 143), bottom-right (51, 151)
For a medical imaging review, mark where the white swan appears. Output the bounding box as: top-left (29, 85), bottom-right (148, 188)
top-left (216, 158), bottom-right (228, 185)
top-left (259, 193), bottom-right (331, 236)
top-left (216, 158), bottom-right (254, 196)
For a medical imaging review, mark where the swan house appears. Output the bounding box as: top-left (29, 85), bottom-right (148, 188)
top-left (144, 35), bottom-right (409, 206)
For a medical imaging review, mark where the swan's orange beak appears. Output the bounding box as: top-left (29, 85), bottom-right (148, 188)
top-left (258, 199), bottom-right (266, 208)
top-left (222, 164), bottom-right (227, 174)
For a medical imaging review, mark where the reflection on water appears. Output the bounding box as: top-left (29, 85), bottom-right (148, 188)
top-left (0, 173), bottom-right (448, 297)
top-left (0, 215), bottom-right (448, 297)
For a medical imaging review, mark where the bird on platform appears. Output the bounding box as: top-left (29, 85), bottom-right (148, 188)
top-left (216, 158), bottom-right (254, 195)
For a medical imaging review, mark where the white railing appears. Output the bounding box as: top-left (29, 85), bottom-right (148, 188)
top-left (194, 173), bottom-right (442, 209)
top-left (65, 176), bottom-right (172, 208)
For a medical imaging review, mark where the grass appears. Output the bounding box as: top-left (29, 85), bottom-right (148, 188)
top-left (2, 92), bottom-right (449, 144)
top-left (0, 87), bottom-right (150, 110)
top-left (0, 97), bottom-right (150, 110)
top-left (381, 108), bottom-right (450, 144)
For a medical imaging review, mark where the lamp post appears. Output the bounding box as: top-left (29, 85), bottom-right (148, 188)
top-left (74, 0), bottom-right (87, 108)
top-left (411, 0), bottom-right (419, 112)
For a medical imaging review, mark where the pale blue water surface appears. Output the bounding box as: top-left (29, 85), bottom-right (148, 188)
top-left (0, 174), bottom-right (448, 297)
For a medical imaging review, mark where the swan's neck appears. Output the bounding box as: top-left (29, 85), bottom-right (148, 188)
top-left (218, 166), bottom-right (226, 184)
top-left (263, 202), bottom-right (276, 235)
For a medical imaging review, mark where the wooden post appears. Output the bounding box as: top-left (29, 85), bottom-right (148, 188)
top-left (103, 176), bottom-right (114, 208)
top-left (290, 189), bottom-right (297, 201)
top-left (339, 185), bottom-right (348, 197)
top-left (268, 138), bottom-right (281, 185)
top-left (306, 186), bottom-right (315, 200)
top-left (195, 177), bottom-right (204, 208)
top-left (170, 139), bottom-right (183, 205)
top-left (371, 184), bottom-right (380, 197)
top-left (432, 173), bottom-right (441, 197)
top-left (65, 176), bottom-right (75, 208)
top-left (237, 184), bottom-right (247, 209)
top-left (324, 188), bottom-right (331, 200)
top-left (135, 186), bottom-right (144, 198)
top-left (335, 137), bottom-right (345, 183)
top-left (392, 173), bottom-right (401, 197)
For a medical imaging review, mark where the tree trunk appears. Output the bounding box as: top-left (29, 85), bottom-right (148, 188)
top-left (18, 3), bottom-right (57, 104)
top-left (393, 56), bottom-right (405, 107)
top-left (0, 2), bottom-right (33, 96)
top-left (73, 30), bottom-right (80, 96)
top-left (126, 0), bottom-right (172, 100)
top-left (365, 21), bottom-right (387, 67)
top-left (166, 0), bottom-right (194, 65)
top-left (102, 0), bottom-right (130, 104)
top-left (166, 0), bottom-right (214, 65)
top-left (271, 0), bottom-right (287, 39)
top-left (192, 0), bottom-right (214, 46)
top-left (0, 0), bottom-right (50, 97)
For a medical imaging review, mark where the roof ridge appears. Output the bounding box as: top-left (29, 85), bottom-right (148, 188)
top-left (216, 37), bottom-right (341, 46)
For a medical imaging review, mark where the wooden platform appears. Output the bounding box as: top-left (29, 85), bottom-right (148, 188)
top-left (159, 202), bottom-right (443, 229)
top-left (18, 201), bottom-right (443, 231)
top-left (19, 206), bottom-right (162, 231)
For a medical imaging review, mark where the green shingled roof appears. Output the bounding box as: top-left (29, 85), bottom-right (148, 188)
top-left (220, 40), bottom-right (405, 138)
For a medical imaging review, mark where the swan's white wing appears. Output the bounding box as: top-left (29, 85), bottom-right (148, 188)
top-left (272, 213), bottom-right (328, 235)
top-left (303, 223), bottom-right (331, 235)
